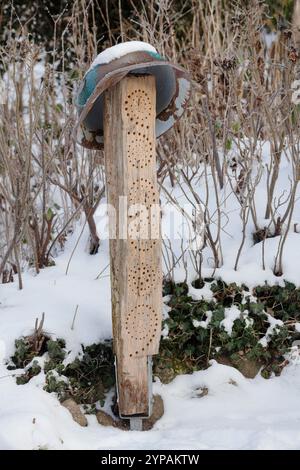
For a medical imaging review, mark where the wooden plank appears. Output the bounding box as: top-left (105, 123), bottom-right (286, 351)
top-left (104, 75), bottom-right (162, 416)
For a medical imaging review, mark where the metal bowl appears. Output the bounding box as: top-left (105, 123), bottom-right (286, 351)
top-left (75, 42), bottom-right (191, 149)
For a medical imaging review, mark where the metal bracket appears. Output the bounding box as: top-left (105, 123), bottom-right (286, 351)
top-left (130, 417), bottom-right (143, 431)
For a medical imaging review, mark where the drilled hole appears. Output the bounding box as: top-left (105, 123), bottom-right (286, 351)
top-left (124, 303), bottom-right (160, 355)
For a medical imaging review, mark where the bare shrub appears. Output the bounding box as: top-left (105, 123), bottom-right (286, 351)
top-left (0, 0), bottom-right (299, 284)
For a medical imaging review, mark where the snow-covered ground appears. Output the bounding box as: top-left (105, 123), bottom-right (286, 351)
top-left (1, 218), bottom-right (300, 450)
top-left (2, 351), bottom-right (300, 450)
top-left (1, 140), bottom-right (300, 450)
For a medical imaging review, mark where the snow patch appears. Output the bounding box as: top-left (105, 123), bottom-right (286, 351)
top-left (193, 311), bottom-right (212, 329)
top-left (221, 306), bottom-right (241, 335)
top-left (89, 41), bottom-right (157, 70)
top-left (259, 314), bottom-right (283, 347)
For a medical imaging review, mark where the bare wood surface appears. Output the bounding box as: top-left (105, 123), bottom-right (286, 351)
top-left (104, 75), bottom-right (162, 416)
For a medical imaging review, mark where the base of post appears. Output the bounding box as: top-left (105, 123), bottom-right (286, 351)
top-left (129, 417), bottom-right (143, 431)
top-left (115, 355), bottom-right (153, 422)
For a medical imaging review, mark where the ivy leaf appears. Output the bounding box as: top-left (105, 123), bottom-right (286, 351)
top-left (225, 138), bottom-right (232, 151)
top-left (45, 207), bottom-right (55, 222)
top-left (249, 302), bottom-right (265, 315)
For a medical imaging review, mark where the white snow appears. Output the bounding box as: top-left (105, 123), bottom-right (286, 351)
top-left (2, 354), bottom-right (300, 449)
top-left (159, 140), bottom-right (300, 288)
top-left (89, 41), bottom-right (157, 70)
top-left (1, 218), bottom-right (300, 449)
top-left (0, 223), bottom-right (112, 360)
top-left (189, 284), bottom-right (214, 301)
top-left (220, 306), bottom-right (242, 336)
top-left (1, 137), bottom-right (300, 449)
top-left (1, 59), bottom-right (64, 113)
top-left (259, 314), bottom-right (284, 347)
top-left (193, 311), bottom-right (212, 329)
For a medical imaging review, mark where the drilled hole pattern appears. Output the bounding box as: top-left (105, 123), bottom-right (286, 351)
top-left (128, 178), bottom-right (158, 240)
top-left (123, 85), bottom-right (160, 355)
top-left (125, 89), bottom-right (152, 124)
top-left (125, 304), bottom-right (160, 355)
top-left (130, 239), bottom-right (159, 253)
top-left (127, 139), bottom-right (154, 169)
top-left (125, 89), bottom-right (154, 169)
top-left (128, 262), bottom-right (157, 295)
top-left (129, 178), bottom-right (157, 206)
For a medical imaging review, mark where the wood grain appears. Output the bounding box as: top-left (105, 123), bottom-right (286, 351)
top-left (104, 75), bottom-right (162, 416)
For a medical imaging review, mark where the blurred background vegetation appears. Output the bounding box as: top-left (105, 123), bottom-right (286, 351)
top-left (0, 0), bottom-right (296, 51)
top-left (1, 0), bottom-right (300, 280)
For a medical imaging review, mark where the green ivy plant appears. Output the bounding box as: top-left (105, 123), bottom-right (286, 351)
top-left (9, 278), bottom-right (300, 405)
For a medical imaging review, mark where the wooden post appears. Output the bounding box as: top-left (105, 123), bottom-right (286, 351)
top-left (104, 75), bottom-right (162, 418)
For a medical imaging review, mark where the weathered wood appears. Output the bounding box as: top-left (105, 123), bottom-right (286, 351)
top-left (104, 75), bottom-right (162, 417)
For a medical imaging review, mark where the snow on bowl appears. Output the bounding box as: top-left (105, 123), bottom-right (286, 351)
top-left (75, 41), bottom-right (191, 149)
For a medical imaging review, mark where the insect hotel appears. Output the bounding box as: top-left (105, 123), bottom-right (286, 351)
top-left (76, 41), bottom-right (191, 430)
